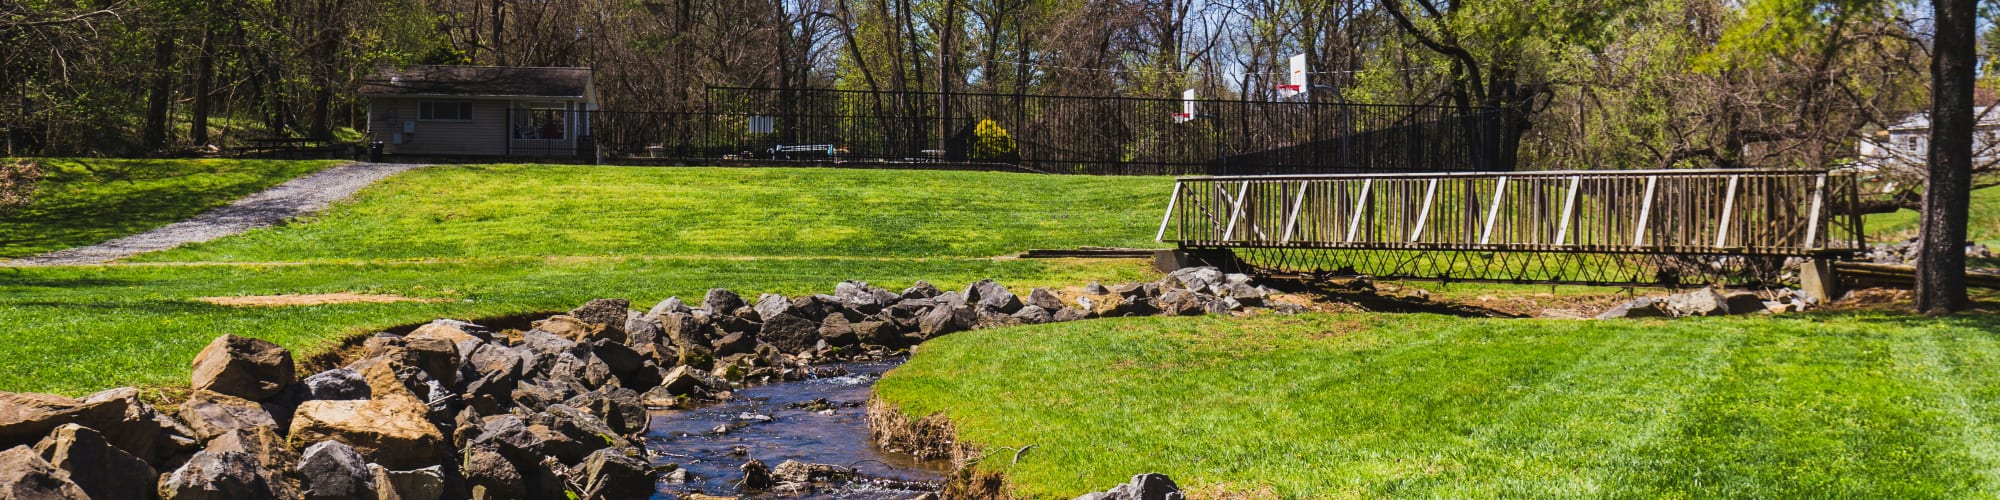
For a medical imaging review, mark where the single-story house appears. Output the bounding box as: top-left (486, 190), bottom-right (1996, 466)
top-left (359, 65), bottom-right (597, 157)
top-left (1856, 106), bottom-right (2000, 171)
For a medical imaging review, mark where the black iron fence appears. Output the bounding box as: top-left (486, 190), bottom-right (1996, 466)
top-left (543, 87), bottom-right (1511, 175)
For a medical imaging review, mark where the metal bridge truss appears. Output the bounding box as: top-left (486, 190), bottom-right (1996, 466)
top-left (1158, 169), bottom-right (1865, 286)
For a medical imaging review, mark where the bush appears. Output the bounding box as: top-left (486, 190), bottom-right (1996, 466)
top-left (971, 119), bottom-right (1020, 163)
top-left (0, 160), bottom-right (44, 216)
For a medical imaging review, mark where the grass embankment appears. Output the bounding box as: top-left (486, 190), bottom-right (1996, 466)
top-left (878, 312), bottom-right (2000, 498)
top-left (0, 158), bottom-right (342, 258)
top-left (0, 165), bottom-right (1173, 394)
top-left (1866, 184), bottom-right (2000, 246)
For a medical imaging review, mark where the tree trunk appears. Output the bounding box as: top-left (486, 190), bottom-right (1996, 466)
top-left (1915, 0), bottom-right (1976, 314)
top-left (192, 27), bottom-right (215, 146)
top-left (142, 33), bottom-right (178, 151)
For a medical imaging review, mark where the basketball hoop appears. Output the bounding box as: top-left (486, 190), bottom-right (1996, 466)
top-left (1275, 84), bottom-right (1302, 92)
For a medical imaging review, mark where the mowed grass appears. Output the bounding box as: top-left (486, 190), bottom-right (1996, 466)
top-left (1867, 183), bottom-right (2000, 246)
top-left (0, 158), bottom-right (341, 258)
top-left (142, 165), bottom-right (1173, 262)
top-left (877, 312), bottom-right (2000, 498)
top-left (0, 164), bottom-right (1174, 394)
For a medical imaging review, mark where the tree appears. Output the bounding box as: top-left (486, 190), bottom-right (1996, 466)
top-left (1916, 0), bottom-right (1975, 314)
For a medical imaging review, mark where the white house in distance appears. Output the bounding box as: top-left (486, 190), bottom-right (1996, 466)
top-left (1856, 106), bottom-right (2000, 172)
top-left (360, 65), bottom-right (597, 157)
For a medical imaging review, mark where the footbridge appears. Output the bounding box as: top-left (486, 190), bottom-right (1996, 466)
top-left (1156, 169), bottom-right (1865, 286)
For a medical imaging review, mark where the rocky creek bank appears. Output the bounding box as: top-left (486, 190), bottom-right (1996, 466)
top-left (0, 267), bottom-right (1285, 499)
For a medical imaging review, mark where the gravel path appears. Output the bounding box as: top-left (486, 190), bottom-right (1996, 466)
top-left (5, 162), bottom-right (425, 266)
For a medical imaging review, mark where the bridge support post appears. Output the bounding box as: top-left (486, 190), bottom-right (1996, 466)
top-left (1800, 258), bottom-right (1842, 302)
top-left (1154, 248), bottom-right (1248, 274)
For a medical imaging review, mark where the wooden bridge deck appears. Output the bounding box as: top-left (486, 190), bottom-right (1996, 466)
top-left (1158, 169), bottom-right (1864, 285)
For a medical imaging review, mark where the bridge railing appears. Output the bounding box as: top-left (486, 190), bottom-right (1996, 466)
top-left (1160, 169), bottom-right (1864, 257)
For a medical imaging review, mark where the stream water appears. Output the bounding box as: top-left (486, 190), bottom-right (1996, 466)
top-left (644, 360), bottom-right (949, 499)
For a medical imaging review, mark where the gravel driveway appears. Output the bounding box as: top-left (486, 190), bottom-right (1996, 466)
top-left (5, 162), bottom-right (424, 266)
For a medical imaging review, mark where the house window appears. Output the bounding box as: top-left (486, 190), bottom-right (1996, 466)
top-left (513, 104), bottom-right (568, 140)
top-left (419, 102), bottom-right (473, 121)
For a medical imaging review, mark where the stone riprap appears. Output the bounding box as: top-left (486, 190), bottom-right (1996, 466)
top-left (0, 268), bottom-right (1291, 499)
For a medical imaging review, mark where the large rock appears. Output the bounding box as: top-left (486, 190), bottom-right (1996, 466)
top-left (32, 424), bottom-right (153, 500)
top-left (180, 390), bottom-right (279, 441)
top-left (1166, 267), bottom-right (1225, 293)
top-left (0, 445), bottom-right (87, 499)
top-left (1074, 472), bottom-right (1185, 500)
top-left (531, 315), bottom-right (615, 344)
top-left (382, 466), bottom-right (444, 500)
top-left (301, 369), bottom-right (371, 401)
top-left (465, 416), bottom-right (542, 463)
top-left (646, 296), bottom-right (692, 318)
top-left (578, 447), bottom-right (651, 499)
top-left (1721, 291), bottom-right (1766, 315)
top-left (1595, 297), bottom-right (1669, 319)
top-left (158, 450), bottom-right (276, 500)
top-left (834, 281), bottom-right (896, 315)
top-left (297, 440), bottom-right (375, 500)
top-left (759, 313), bottom-right (821, 353)
top-left (564, 389), bottom-right (645, 436)
top-left (205, 427), bottom-right (301, 499)
top-left (1662, 287), bottom-right (1729, 317)
top-left (1026, 287), bottom-right (1065, 311)
top-left (817, 315), bottom-right (858, 347)
top-left (1156, 289), bottom-right (1207, 316)
top-left (967, 280), bottom-right (1023, 314)
top-left (459, 444), bottom-right (524, 500)
top-left (568, 299), bottom-right (632, 331)
top-left (651, 365), bottom-right (729, 401)
top-left (703, 289), bottom-right (748, 316)
top-left (190, 335), bottom-right (296, 401)
top-left (288, 398), bottom-right (443, 469)
top-left (535, 405), bottom-right (626, 464)
top-left (1011, 305), bottom-right (1054, 324)
top-left (899, 281), bottom-right (942, 300)
top-left (917, 304), bottom-right (977, 338)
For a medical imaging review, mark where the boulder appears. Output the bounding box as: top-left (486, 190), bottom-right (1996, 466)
top-left (1011, 305), bottom-right (1053, 324)
top-left (530, 315), bottom-right (612, 344)
top-left (661, 313), bottom-right (716, 351)
top-left (702, 289), bottom-right (747, 316)
top-left (465, 416), bottom-right (542, 463)
top-left (835, 281), bottom-right (898, 315)
top-left (568, 299), bottom-right (633, 331)
top-left (1166, 267), bottom-right (1225, 293)
top-left (157, 450), bottom-right (272, 500)
top-left (818, 315), bottom-right (858, 347)
top-left (1083, 282), bottom-right (1110, 295)
top-left (76, 387), bottom-right (175, 464)
top-left (771, 460), bottom-right (848, 484)
top-left (401, 336), bottom-right (461, 386)
top-left (0, 445), bottom-right (87, 499)
top-left (287, 398), bottom-right (444, 469)
top-left (623, 314), bottom-right (663, 348)
top-left (1662, 287), bottom-right (1729, 317)
top-left (646, 296), bottom-right (692, 318)
top-left (1074, 472), bottom-right (1185, 500)
top-left (1027, 287), bottom-right (1065, 311)
top-left (381, 466), bottom-right (444, 500)
top-left (564, 389), bottom-right (645, 436)
top-left (1156, 289), bottom-right (1206, 316)
top-left (916, 304), bottom-right (977, 338)
top-left (578, 447), bottom-right (651, 499)
top-left (587, 340), bottom-right (645, 377)
top-left (759, 313), bottom-right (822, 354)
top-left (190, 335), bottom-right (296, 401)
top-left (1051, 307), bottom-right (1091, 322)
top-left (1595, 297), bottom-right (1669, 319)
top-left (535, 405), bottom-right (625, 463)
top-left (752, 294), bottom-right (791, 322)
top-left (459, 445), bottom-right (524, 500)
top-left (1722, 291), bottom-right (1766, 315)
top-left (297, 441), bottom-right (375, 500)
top-left (405, 320), bottom-right (489, 358)
top-left (301, 369), bottom-right (371, 401)
top-left (712, 332), bottom-right (757, 357)
top-left (852, 320), bottom-right (899, 346)
top-left (179, 390), bottom-right (279, 441)
top-left (204, 427), bottom-right (301, 499)
top-left (654, 365), bottom-right (729, 400)
top-left (466, 344), bottom-right (527, 381)
top-left (32, 424), bottom-right (155, 500)
top-left (899, 281), bottom-right (942, 300)
top-left (967, 280), bottom-right (1023, 314)
top-left (1202, 296), bottom-right (1241, 315)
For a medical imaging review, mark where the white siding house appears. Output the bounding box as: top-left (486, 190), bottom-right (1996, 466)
top-left (1856, 106), bottom-right (2000, 171)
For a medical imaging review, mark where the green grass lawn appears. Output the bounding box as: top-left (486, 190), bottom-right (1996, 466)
top-left (877, 312), bottom-right (2000, 498)
top-left (1866, 184), bottom-right (2000, 246)
top-left (0, 164), bottom-right (1174, 394)
top-left (141, 165), bottom-right (1172, 262)
top-left (0, 158), bottom-right (342, 258)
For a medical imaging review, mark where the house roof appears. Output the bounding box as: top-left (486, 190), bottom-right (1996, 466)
top-left (1887, 106), bottom-right (2000, 131)
top-left (359, 66), bottom-right (592, 99)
